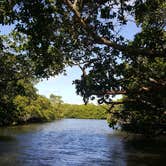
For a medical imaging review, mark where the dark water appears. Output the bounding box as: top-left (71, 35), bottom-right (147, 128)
top-left (0, 119), bottom-right (165, 166)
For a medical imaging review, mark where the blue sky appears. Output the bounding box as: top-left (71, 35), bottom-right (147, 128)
top-left (35, 66), bottom-right (84, 104)
top-left (1, 19), bottom-right (140, 104)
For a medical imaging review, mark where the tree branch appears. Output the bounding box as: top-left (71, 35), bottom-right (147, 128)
top-left (104, 90), bottom-right (127, 95)
top-left (64, 0), bottom-right (165, 57)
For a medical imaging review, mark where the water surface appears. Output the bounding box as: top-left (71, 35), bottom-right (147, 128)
top-left (0, 119), bottom-right (165, 166)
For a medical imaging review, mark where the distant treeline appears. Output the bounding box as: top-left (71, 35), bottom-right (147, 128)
top-left (61, 104), bottom-right (108, 119)
top-left (49, 94), bottom-right (108, 119)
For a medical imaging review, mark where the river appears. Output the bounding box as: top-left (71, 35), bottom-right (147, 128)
top-left (0, 119), bottom-right (165, 166)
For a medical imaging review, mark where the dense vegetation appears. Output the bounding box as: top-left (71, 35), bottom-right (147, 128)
top-left (49, 94), bottom-right (108, 119)
top-left (0, 79), bottom-right (59, 126)
top-left (60, 104), bottom-right (107, 119)
top-left (0, 0), bottom-right (165, 135)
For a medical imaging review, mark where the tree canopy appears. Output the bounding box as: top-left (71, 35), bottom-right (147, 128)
top-left (0, 0), bottom-right (165, 135)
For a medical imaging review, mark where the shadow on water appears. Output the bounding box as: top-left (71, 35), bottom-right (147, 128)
top-left (0, 135), bottom-right (16, 142)
top-left (122, 137), bottom-right (166, 166)
top-left (106, 133), bottom-right (166, 166)
top-left (0, 135), bottom-right (20, 166)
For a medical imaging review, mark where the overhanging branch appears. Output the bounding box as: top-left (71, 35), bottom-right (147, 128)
top-left (64, 0), bottom-right (165, 57)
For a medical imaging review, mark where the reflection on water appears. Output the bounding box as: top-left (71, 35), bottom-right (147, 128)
top-left (0, 119), bottom-right (165, 166)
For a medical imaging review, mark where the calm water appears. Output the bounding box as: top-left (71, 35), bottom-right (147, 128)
top-left (0, 119), bottom-right (165, 166)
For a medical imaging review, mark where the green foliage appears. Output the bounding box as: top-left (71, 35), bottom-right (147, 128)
top-left (50, 94), bottom-right (63, 105)
top-left (61, 104), bottom-right (108, 119)
top-left (1, 0), bottom-right (66, 78)
top-left (49, 94), bottom-right (64, 118)
top-left (24, 95), bottom-right (56, 122)
top-left (0, 72), bottom-right (60, 125)
top-left (49, 94), bottom-right (108, 119)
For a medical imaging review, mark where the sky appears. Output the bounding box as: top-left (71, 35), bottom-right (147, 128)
top-left (35, 66), bottom-right (84, 104)
top-left (0, 16), bottom-right (140, 104)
